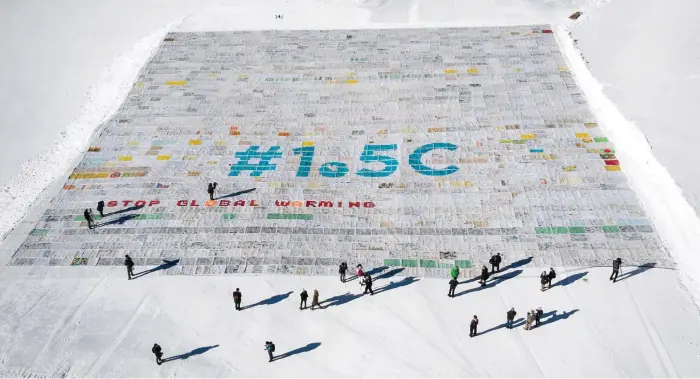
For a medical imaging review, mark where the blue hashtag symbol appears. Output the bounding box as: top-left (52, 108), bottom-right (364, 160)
top-left (229, 146), bottom-right (283, 177)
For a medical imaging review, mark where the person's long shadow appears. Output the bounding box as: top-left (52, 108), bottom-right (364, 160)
top-left (132, 259), bottom-right (180, 279)
top-left (365, 266), bottom-right (388, 276)
top-left (96, 214), bottom-right (138, 227)
top-left (454, 270), bottom-right (523, 297)
top-left (373, 277), bottom-right (419, 295)
top-left (241, 291), bottom-right (293, 310)
top-left (479, 318), bottom-right (525, 335)
top-left (551, 271), bottom-right (588, 288)
top-left (375, 268), bottom-right (404, 281)
top-left (161, 345), bottom-right (219, 363)
top-left (502, 256), bottom-right (533, 271)
top-left (536, 309), bottom-right (579, 328)
top-left (319, 292), bottom-right (364, 308)
top-left (216, 188), bottom-right (256, 200)
top-left (273, 342), bottom-right (321, 361)
top-left (617, 262), bottom-right (657, 282)
top-left (105, 205), bottom-right (144, 217)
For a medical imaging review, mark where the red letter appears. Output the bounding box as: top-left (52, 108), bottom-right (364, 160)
top-left (177, 200), bottom-right (188, 206)
top-left (306, 201), bottom-right (317, 207)
top-left (364, 202), bottom-right (375, 208)
top-left (148, 200), bottom-right (160, 206)
top-left (233, 200), bottom-right (245, 207)
top-left (220, 199), bottom-right (231, 206)
top-left (275, 200), bottom-right (290, 206)
top-left (107, 201), bottom-right (118, 207)
top-left (349, 202), bottom-right (360, 208)
top-left (135, 200), bottom-right (146, 207)
top-left (249, 200), bottom-right (259, 206)
top-left (191, 200), bottom-right (199, 206)
top-left (318, 201), bottom-right (333, 208)
top-left (123, 200), bottom-right (133, 206)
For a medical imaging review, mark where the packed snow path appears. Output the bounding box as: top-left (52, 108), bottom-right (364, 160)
top-left (9, 26), bottom-right (669, 277)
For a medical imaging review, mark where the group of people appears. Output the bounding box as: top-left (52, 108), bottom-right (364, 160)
top-left (82, 200), bottom-right (105, 229)
top-left (139, 251), bottom-right (627, 363)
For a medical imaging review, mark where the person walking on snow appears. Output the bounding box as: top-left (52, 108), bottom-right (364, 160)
top-left (506, 307), bottom-right (517, 329)
top-left (96, 200), bottom-right (105, 217)
top-left (547, 268), bottom-right (556, 289)
top-left (363, 273), bottom-right (374, 295)
top-left (300, 289), bottom-right (309, 310)
top-left (524, 311), bottom-right (535, 330)
top-left (84, 209), bottom-right (94, 229)
top-left (489, 253), bottom-right (502, 273)
top-left (311, 289), bottom-right (321, 310)
top-left (356, 264), bottom-right (364, 285)
top-left (469, 315), bottom-right (479, 337)
top-left (535, 307), bottom-right (543, 326)
top-left (339, 262), bottom-right (348, 282)
top-left (124, 254), bottom-right (135, 280)
top-left (610, 258), bottom-right (622, 282)
top-left (264, 341), bottom-right (275, 362)
top-left (448, 278), bottom-right (458, 297)
top-left (152, 343), bottom-right (164, 365)
top-left (479, 266), bottom-right (489, 286)
top-left (233, 288), bottom-right (242, 310)
top-left (540, 271), bottom-right (549, 291)
top-left (450, 264), bottom-right (460, 280)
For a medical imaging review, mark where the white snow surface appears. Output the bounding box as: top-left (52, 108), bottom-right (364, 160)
top-left (0, 267), bottom-right (698, 377)
top-left (2, 0), bottom-right (700, 376)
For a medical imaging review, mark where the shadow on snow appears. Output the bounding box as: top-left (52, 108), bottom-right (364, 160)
top-left (241, 291), bottom-right (293, 310)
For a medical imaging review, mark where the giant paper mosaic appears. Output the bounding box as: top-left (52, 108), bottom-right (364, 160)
top-left (9, 26), bottom-right (671, 277)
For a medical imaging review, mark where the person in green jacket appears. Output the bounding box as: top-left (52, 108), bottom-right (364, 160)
top-left (450, 264), bottom-right (460, 280)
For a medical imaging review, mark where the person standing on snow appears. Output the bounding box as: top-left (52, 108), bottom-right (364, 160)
top-left (264, 341), bottom-right (275, 362)
top-left (96, 200), bottom-right (105, 217)
top-left (84, 209), bottom-right (94, 229)
top-left (610, 258), bottom-right (622, 282)
top-left (356, 264), bottom-right (364, 285)
top-left (547, 268), bottom-right (556, 289)
top-left (469, 315), bottom-right (479, 337)
top-left (233, 288), bottom-right (242, 311)
top-left (339, 262), bottom-right (348, 282)
top-left (489, 253), bottom-right (502, 273)
top-left (311, 289), bottom-right (321, 310)
top-left (524, 311), bottom-right (535, 330)
top-left (540, 271), bottom-right (548, 291)
top-left (300, 289), bottom-right (309, 310)
top-left (535, 307), bottom-right (543, 326)
top-left (448, 278), bottom-right (458, 297)
top-left (450, 264), bottom-right (460, 281)
top-left (479, 266), bottom-right (489, 286)
top-left (506, 307), bottom-right (517, 329)
top-left (152, 343), bottom-right (164, 365)
top-left (363, 273), bottom-right (374, 295)
top-left (124, 255), bottom-right (135, 280)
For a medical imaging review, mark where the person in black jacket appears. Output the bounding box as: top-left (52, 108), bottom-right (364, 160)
top-left (610, 258), bottom-right (622, 282)
top-left (469, 315), bottom-right (479, 337)
top-left (535, 307), bottom-right (543, 326)
top-left (363, 273), bottom-right (374, 295)
top-left (96, 200), bottom-right (105, 217)
top-left (506, 307), bottom-right (517, 329)
top-left (339, 262), bottom-right (348, 282)
top-left (125, 255), bottom-right (135, 280)
top-left (479, 266), bottom-right (489, 286)
top-left (233, 288), bottom-right (242, 310)
top-left (540, 271), bottom-right (549, 291)
top-left (300, 289), bottom-right (308, 310)
top-left (84, 209), bottom-right (94, 229)
top-left (448, 278), bottom-right (458, 297)
top-left (547, 268), bottom-right (556, 289)
top-left (264, 341), bottom-right (275, 362)
top-left (152, 343), bottom-right (163, 365)
top-left (489, 253), bottom-right (502, 273)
